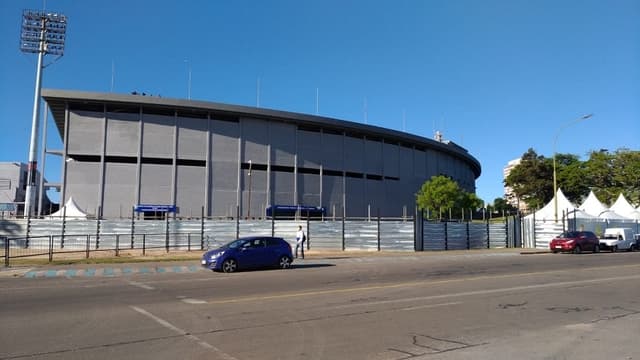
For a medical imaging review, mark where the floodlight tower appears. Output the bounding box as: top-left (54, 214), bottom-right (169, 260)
top-left (20, 9), bottom-right (67, 217)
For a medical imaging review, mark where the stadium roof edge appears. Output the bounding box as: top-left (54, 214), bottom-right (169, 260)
top-left (41, 88), bottom-right (481, 178)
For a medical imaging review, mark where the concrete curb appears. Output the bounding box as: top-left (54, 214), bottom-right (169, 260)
top-left (0, 267), bottom-right (35, 278)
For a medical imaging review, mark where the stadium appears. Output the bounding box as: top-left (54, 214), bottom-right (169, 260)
top-left (41, 89), bottom-right (481, 219)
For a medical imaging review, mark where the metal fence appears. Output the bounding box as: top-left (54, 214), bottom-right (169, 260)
top-left (420, 220), bottom-right (514, 251)
top-left (1, 213), bottom-right (526, 266)
top-left (1, 232), bottom-right (204, 265)
top-left (1, 216), bottom-right (418, 266)
top-left (522, 214), bottom-right (640, 249)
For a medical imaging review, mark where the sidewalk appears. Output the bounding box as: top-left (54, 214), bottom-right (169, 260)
top-left (1, 248), bottom-right (547, 278)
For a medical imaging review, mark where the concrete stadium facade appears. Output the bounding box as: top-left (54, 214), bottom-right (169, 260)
top-left (42, 89), bottom-right (481, 219)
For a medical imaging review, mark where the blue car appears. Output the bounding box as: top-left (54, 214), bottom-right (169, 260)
top-left (201, 236), bottom-right (294, 273)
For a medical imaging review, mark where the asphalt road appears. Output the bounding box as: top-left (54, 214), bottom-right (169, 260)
top-left (1, 250), bottom-right (640, 360)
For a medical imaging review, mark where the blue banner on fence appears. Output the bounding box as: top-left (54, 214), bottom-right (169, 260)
top-left (265, 205), bottom-right (326, 217)
top-left (134, 204), bottom-right (177, 213)
top-left (0, 203), bottom-right (17, 212)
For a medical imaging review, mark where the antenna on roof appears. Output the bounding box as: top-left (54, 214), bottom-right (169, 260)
top-left (110, 59), bottom-right (114, 92)
top-left (184, 59), bottom-right (191, 100)
top-left (315, 87), bottom-right (319, 115)
top-left (256, 77), bottom-right (260, 107)
top-left (363, 97), bottom-right (368, 124)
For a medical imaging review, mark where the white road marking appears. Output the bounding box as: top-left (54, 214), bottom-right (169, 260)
top-left (333, 274), bottom-right (640, 310)
top-left (130, 305), bottom-right (238, 359)
top-left (127, 281), bottom-right (155, 290)
top-left (181, 298), bottom-right (207, 304)
top-left (206, 271), bottom-right (640, 306)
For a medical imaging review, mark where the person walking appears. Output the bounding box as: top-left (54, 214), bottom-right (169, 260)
top-left (295, 225), bottom-right (306, 259)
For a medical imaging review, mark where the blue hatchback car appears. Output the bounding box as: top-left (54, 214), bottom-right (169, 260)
top-left (201, 236), bottom-right (294, 273)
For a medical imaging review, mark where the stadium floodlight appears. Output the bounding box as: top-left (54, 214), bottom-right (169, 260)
top-left (21, 10), bottom-right (67, 55)
top-left (20, 9), bottom-right (68, 217)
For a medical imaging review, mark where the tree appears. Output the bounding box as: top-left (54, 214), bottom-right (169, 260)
top-left (504, 149), bottom-right (552, 209)
top-left (416, 175), bottom-right (483, 219)
top-left (584, 150), bottom-right (614, 203)
top-left (554, 153), bottom-right (588, 202)
top-left (491, 197), bottom-right (517, 214)
top-left (416, 175), bottom-right (460, 218)
top-left (505, 148), bottom-right (640, 210)
top-left (611, 149), bottom-right (640, 206)
top-left (458, 192), bottom-right (484, 211)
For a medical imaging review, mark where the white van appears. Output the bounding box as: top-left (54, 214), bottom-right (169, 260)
top-left (599, 228), bottom-right (636, 252)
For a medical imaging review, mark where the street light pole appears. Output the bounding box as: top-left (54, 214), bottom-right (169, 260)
top-left (20, 10), bottom-right (67, 217)
top-left (553, 113), bottom-right (592, 222)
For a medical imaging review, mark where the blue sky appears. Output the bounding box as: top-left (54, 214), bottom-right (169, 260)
top-left (1, 0), bottom-right (638, 205)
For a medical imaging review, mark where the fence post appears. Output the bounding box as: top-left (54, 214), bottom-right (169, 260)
top-left (505, 216), bottom-right (509, 248)
top-left (61, 205), bottom-right (67, 249)
top-left (466, 222), bottom-right (470, 249)
top-left (486, 218), bottom-right (490, 249)
top-left (444, 222), bottom-right (448, 250)
top-left (130, 206), bottom-right (135, 249)
top-left (307, 210), bottom-right (310, 250)
top-left (165, 214), bottom-right (170, 253)
top-left (415, 207), bottom-right (424, 252)
top-left (377, 208), bottom-right (381, 251)
top-left (271, 213), bottom-right (275, 237)
top-left (3, 236), bottom-right (8, 267)
top-left (26, 210), bottom-right (31, 248)
top-left (236, 205), bottom-right (240, 240)
top-left (414, 207), bottom-right (419, 251)
top-left (421, 209), bottom-right (425, 251)
top-left (142, 234), bottom-right (146, 256)
top-left (48, 235), bottom-right (53, 262)
top-left (95, 206), bottom-right (101, 250)
top-left (188, 233), bottom-right (191, 251)
top-left (200, 206), bottom-right (205, 250)
top-left (85, 235), bottom-right (90, 259)
top-left (115, 234), bottom-right (120, 257)
top-left (341, 207), bottom-right (346, 251)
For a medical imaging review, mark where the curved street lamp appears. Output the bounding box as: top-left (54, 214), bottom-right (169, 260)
top-left (553, 113), bottom-right (593, 222)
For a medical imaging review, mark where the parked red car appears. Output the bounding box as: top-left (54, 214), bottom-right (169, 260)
top-left (550, 231), bottom-right (600, 254)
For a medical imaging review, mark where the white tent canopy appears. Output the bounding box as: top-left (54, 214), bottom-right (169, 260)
top-left (525, 188), bottom-right (578, 221)
top-left (609, 193), bottom-right (637, 219)
top-left (598, 209), bottom-right (630, 220)
top-left (566, 209), bottom-right (597, 219)
top-left (578, 190), bottom-right (609, 217)
top-left (48, 197), bottom-right (88, 219)
top-left (625, 209), bottom-right (640, 220)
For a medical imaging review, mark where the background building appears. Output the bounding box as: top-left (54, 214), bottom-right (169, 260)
top-left (0, 162), bottom-right (53, 216)
top-left (42, 89), bottom-right (481, 219)
top-left (503, 158), bottom-right (528, 212)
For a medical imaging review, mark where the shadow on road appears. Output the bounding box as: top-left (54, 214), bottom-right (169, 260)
top-left (291, 263), bottom-right (335, 269)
